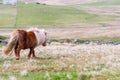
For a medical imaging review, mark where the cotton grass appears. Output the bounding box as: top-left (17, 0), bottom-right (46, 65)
top-left (9, 76), bottom-right (17, 80)
top-left (0, 42), bottom-right (120, 79)
top-left (20, 70), bottom-right (28, 76)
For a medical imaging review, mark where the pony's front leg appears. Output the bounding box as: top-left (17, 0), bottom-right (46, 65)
top-left (15, 47), bottom-right (21, 60)
top-left (28, 48), bottom-right (35, 59)
top-left (32, 49), bottom-right (36, 58)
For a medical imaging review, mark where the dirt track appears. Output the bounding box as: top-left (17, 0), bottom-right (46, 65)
top-left (80, 6), bottom-right (120, 16)
top-left (0, 24), bottom-right (120, 40)
top-left (23, 0), bottom-right (101, 5)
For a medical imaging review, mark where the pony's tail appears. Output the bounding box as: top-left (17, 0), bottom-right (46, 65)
top-left (2, 30), bottom-right (19, 55)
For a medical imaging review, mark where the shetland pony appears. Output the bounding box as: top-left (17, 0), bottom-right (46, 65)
top-left (2, 28), bottom-right (47, 60)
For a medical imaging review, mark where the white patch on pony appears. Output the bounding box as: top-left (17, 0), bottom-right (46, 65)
top-left (27, 28), bottom-right (46, 46)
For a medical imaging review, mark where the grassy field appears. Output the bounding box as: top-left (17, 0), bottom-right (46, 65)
top-left (0, 5), bottom-right (16, 27)
top-left (16, 4), bottom-right (116, 27)
top-left (0, 3), bottom-right (116, 27)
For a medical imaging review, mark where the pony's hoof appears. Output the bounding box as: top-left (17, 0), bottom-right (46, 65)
top-left (32, 56), bottom-right (37, 58)
top-left (27, 57), bottom-right (36, 59)
top-left (27, 57), bottom-right (31, 59)
top-left (16, 58), bottom-right (19, 60)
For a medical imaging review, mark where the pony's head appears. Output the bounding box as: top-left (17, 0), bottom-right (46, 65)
top-left (42, 31), bottom-right (47, 46)
top-left (38, 29), bottom-right (47, 46)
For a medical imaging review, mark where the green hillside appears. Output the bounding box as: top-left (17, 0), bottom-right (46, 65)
top-left (0, 3), bottom-right (117, 27)
top-left (16, 4), bottom-right (116, 27)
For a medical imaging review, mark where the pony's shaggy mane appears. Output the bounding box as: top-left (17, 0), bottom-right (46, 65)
top-left (27, 28), bottom-right (45, 33)
top-left (27, 28), bottom-right (46, 46)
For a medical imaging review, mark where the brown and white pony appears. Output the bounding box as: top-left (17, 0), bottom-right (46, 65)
top-left (2, 28), bottom-right (47, 60)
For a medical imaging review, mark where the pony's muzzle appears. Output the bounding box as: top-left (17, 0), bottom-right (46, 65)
top-left (42, 41), bottom-right (47, 46)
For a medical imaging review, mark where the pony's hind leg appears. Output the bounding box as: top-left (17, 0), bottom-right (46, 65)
top-left (15, 47), bottom-right (21, 60)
